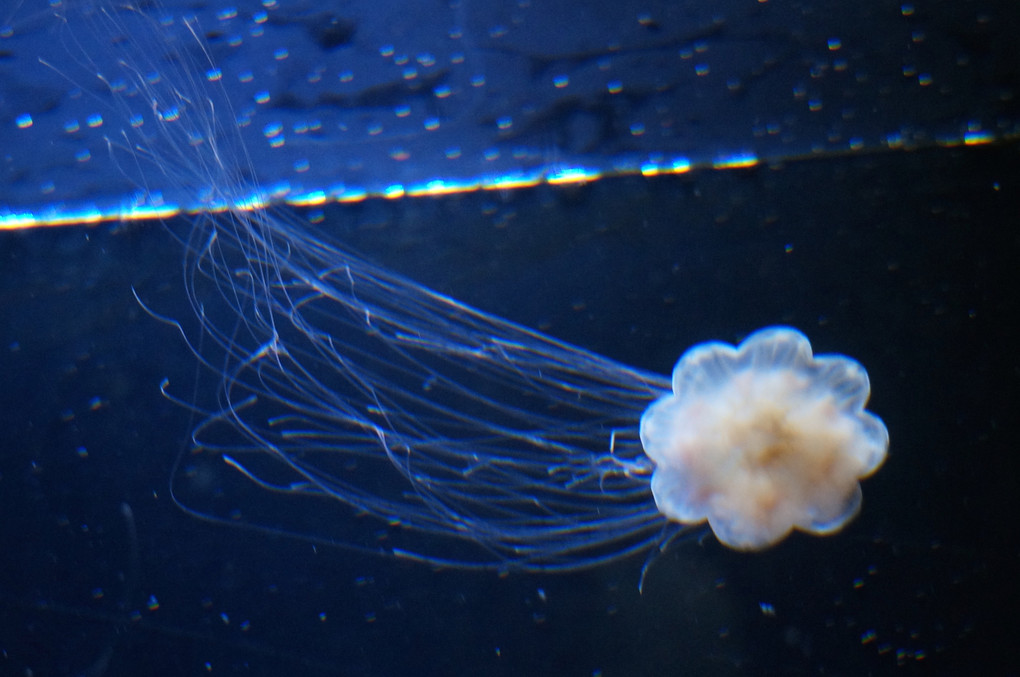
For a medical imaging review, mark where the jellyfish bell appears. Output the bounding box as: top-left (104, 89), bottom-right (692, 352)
top-left (640, 327), bottom-right (889, 551)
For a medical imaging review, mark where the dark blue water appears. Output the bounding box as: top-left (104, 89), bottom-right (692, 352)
top-left (2, 144), bottom-right (1018, 675)
top-left (1, 1), bottom-right (1019, 675)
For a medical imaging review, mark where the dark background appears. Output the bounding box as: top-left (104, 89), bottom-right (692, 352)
top-left (1, 141), bottom-right (1018, 675)
top-left (3, 0), bottom-right (1020, 672)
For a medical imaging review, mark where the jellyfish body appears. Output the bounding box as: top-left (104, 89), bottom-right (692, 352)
top-left (639, 327), bottom-right (889, 551)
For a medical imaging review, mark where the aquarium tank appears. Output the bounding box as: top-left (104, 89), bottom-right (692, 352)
top-left (1, 0), bottom-right (1017, 674)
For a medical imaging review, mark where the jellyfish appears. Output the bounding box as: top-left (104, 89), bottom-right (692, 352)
top-left (159, 191), bottom-right (889, 570)
top-left (640, 327), bottom-right (889, 552)
top-left (45, 5), bottom-right (888, 573)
